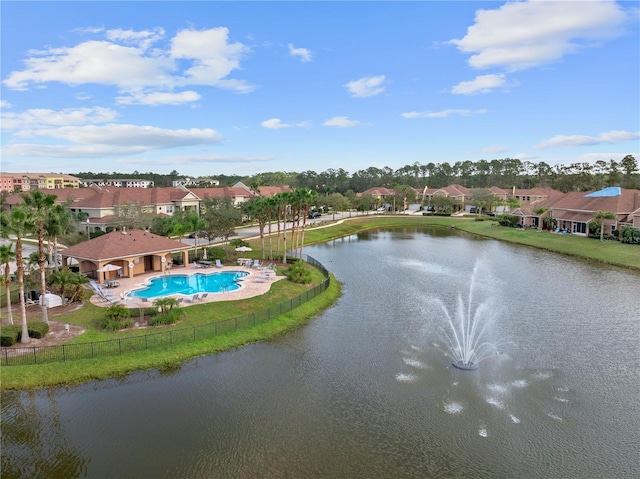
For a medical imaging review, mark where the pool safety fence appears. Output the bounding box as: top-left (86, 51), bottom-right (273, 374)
top-left (2, 255), bottom-right (331, 366)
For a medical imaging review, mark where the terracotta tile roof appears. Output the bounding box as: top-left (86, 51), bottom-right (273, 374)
top-left (544, 188), bottom-right (640, 215)
top-left (60, 229), bottom-right (188, 261)
top-left (255, 185), bottom-right (293, 196)
top-left (431, 184), bottom-right (470, 197)
top-left (188, 187), bottom-right (255, 199)
top-left (513, 187), bottom-right (564, 199)
top-left (360, 187), bottom-right (394, 196)
top-left (5, 187), bottom-right (98, 206)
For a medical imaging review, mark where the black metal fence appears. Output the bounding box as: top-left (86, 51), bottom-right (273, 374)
top-left (2, 255), bottom-right (330, 366)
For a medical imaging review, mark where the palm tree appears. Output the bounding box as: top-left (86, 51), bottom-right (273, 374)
top-left (297, 188), bottom-right (317, 259)
top-left (48, 267), bottom-right (76, 303)
top-left (44, 203), bottom-right (75, 270)
top-left (0, 206), bottom-right (35, 343)
top-left (21, 190), bottom-right (57, 324)
top-left (243, 198), bottom-right (268, 259)
top-left (0, 243), bottom-right (16, 325)
top-left (475, 200), bottom-right (486, 217)
top-left (594, 210), bottom-right (616, 242)
top-left (533, 207), bottom-right (548, 230)
top-left (265, 196), bottom-right (277, 261)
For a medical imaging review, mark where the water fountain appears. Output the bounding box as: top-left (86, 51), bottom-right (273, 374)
top-left (435, 262), bottom-right (502, 370)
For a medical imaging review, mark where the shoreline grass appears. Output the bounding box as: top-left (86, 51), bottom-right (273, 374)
top-left (2, 214), bottom-right (637, 390)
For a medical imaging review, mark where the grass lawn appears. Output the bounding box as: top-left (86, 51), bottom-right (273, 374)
top-left (289, 215), bottom-right (639, 270)
top-left (2, 214), bottom-right (638, 390)
top-left (1, 265), bottom-right (341, 389)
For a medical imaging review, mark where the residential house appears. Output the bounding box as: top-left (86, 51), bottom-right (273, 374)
top-left (80, 178), bottom-right (155, 188)
top-left (511, 187), bottom-right (640, 235)
top-left (0, 172), bottom-right (80, 191)
top-left (511, 187), bottom-right (564, 205)
top-left (172, 177), bottom-right (220, 187)
top-left (60, 229), bottom-right (190, 283)
top-left (187, 186), bottom-right (255, 208)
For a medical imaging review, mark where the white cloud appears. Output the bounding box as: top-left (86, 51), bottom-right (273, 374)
top-left (116, 90), bottom-right (201, 106)
top-left (33, 124), bottom-right (222, 147)
top-left (288, 43), bottom-right (312, 62)
top-left (170, 27), bottom-right (252, 92)
top-left (0, 100), bottom-right (11, 109)
top-left (128, 154), bottom-right (275, 165)
top-left (2, 107), bottom-right (117, 129)
top-left (534, 130), bottom-right (640, 149)
top-left (345, 75), bottom-right (386, 98)
top-left (449, 0), bottom-right (629, 71)
top-left (451, 74), bottom-right (507, 95)
top-left (261, 118), bottom-right (292, 129)
top-left (2, 143), bottom-right (152, 158)
top-left (402, 108), bottom-right (488, 119)
top-left (3, 40), bottom-right (173, 91)
top-left (2, 124), bottom-right (223, 158)
top-left (3, 27), bottom-right (253, 94)
top-left (323, 116), bottom-right (360, 127)
top-left (480, 145), bottom-right (509, 154)
top-left (105, 27), bottom-right (165, 50)
top-left (72, 26), bottom-right (104, 35)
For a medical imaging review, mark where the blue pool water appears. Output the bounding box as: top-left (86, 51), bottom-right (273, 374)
top-left (130, 272), bottom-right (249, 299)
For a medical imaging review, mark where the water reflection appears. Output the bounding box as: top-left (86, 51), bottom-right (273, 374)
top-left (2, 228), bottom-right (639, 478)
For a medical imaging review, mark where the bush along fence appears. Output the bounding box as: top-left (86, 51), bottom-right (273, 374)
top-left (1, 255), bottom-right (330, 366)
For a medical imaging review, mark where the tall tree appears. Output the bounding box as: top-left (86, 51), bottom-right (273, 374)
top-left (0, 207), bottom-right (35, 343)
top-left (620, 155), bottom-right (639, 188)
top-left (201, 197), bottom-right (242, 250)
top-left (243, 198), bottom-right (267, 258)
top-left (21, 190), bottom-right (57, 324)
top-left (44, 203), bottom-right (75, 270)
top-left (0, 243), bottom-right (16, 325)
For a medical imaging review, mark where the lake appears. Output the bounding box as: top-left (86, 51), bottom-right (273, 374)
top-left (2, 227), bottom-right (639, 478)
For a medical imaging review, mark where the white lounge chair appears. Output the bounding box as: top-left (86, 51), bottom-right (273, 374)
top-left (215, 259), bottom-right (223, 268)
top-left (186, 294), bottom-right (200, 303)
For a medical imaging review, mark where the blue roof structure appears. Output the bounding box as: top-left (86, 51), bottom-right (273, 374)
top-left (584, 187), bottom-right (621, 198)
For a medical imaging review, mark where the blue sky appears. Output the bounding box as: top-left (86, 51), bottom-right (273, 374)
top-left (1, 1), bottom-right (639, 177)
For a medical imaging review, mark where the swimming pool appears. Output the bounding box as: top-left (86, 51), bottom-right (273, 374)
top-left (129, 271), bottom-right (249, 299)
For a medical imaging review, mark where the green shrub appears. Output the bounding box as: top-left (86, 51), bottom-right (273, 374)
top-left (619, 226), bottom-right (640, 244)
top-left (153, 297), bottom-right (179, 314)
top-left (98, 317), bottom-right (134, 331)
top-left (0, 325), bottom-right (21, 347)
top-left (99, 304), bottom-right (133, 330)
top-left (207, 247), bottom-right (227, 261)
top-left (105, 304), bottom-right (131, 321)
top-left (284, 260), bottom-right (312, 284)
top-left (27, 321), bottom-right (50, 339)
top-left (230, 238), bottom-right (250, 248)
top-left (498, 214), bottom-right (520, 227)
top-left (0, 321), bottom-right (50, 345)
top-left (149, 309), bottom-right (183, 326)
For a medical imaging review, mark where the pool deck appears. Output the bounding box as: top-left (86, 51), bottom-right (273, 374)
top-left (90, 263), bottom-right (284, 308)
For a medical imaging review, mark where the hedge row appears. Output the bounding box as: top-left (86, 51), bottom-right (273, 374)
top-left (0, 322), bottom-right (50, 347)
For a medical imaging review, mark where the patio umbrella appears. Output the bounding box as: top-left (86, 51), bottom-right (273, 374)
top-left (235, 246), bottom-right (252, 252)
top-left (202, 249), bottom-right (207, 260)
top-left (96, 264), bottom-right (122, 272)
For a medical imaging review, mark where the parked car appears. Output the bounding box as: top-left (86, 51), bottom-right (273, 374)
top-left (308, 212), bottom-right (321, 219)
top-left (188, 230), bottom-right (207, 238)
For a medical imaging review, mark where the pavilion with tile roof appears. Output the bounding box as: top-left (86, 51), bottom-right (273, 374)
top-left (60, 229), bottom-right (191, 284)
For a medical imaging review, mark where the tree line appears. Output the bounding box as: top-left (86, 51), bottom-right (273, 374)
top-left (71, 155), bottom-right (639, 194)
